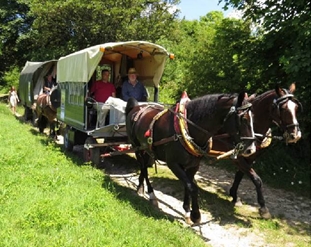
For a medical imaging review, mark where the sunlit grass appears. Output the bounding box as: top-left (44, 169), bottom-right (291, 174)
top-left (0, 103), bottom-right (207, 247)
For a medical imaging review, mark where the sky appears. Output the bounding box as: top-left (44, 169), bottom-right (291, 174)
top-left (177, 0), bottom-right (233, 20)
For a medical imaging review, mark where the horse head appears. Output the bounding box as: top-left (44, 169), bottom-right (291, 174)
top-left (222, 92), bottom-right (256, 158)
top-left (271, 83), bottom-right (302, 144)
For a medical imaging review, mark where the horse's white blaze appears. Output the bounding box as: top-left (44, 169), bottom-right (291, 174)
top-left (248, 110), bottom-right (257, 154)
top-left (288, 100), bottom-right (298, 125)
top-left (288, 100), bottom-right (302, 139)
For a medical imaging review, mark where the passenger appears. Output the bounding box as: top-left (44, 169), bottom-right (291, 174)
top-left (8, 86), bottom-right (19, 115)
top-left (122, 68), bottom-right (148, 102)
top-left (43, 74), bottom-right (57, 95)
top-left (89, 69), bottom-right (116, 102)
top-left (89, 69), bottom-right (116, 127)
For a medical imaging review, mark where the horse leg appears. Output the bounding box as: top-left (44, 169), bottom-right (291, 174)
top-left (50, 122), bottom-right (58, 140)
top-left (183, 185), bottom-right (191, 224)
top-left (136, 151), bottom-right (146, 195)
top-left (248, 169), bottom-right (271, 219)
top-left (135, 151), bottom-right (158, 207)
top-left (229, 170), bottom-right (244, 206)
top-left (236, 158), bottom-right (271, 218)
top-left (169, 162), bottom-right (201, 224)
top-left (185, 166), bottom-right (200, 225)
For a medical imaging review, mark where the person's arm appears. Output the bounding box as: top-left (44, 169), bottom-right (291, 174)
top-left (122, 83), bottom-right (129, 101)
top-left (111, 83), bottom-right (116, 98)
top-left (141, 83), bottom-right (148, 102)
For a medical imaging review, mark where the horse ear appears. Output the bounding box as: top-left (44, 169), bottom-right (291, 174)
top-left (289, 82), bottom-right (296, 93)
top-left (248, 93), bottom-right (257, 101)
top-left (275, 84), bottom-right (283, 97)
top-left (237, 91), bottom-right (246, 106)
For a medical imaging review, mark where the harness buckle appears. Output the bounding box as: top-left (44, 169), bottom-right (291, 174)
top-left (230, 142), bottom-right (245, 159)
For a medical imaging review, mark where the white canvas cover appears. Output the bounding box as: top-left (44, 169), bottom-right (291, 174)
top-left (57, 41), bottom-right (171, 87)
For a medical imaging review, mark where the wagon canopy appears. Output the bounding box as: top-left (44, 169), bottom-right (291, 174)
top-left (19, 60), bottom-right (57, 106)
top-left (57, 41), bottom-right (172, 88)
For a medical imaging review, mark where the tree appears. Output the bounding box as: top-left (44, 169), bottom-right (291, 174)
top-left (24, 0), bottom-right (180, 59)
top-left (221, 0), bottom-right (310, 138)
top-left (0, 0), bottom-right (180, 89)
top-left (0, 0), bottom-right (33, 85)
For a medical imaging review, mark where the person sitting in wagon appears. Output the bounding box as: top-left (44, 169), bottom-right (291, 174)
top-left (122, 68), bottom-right (148, 102)
top-left (89, 69), bottom-right (116, 127)
top-left (43, 74), bottom-right (57, 95)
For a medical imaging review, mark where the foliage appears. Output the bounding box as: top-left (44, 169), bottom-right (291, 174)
top-left (0, 103), bottom-right (207, 247)
top-left (0, 0), bottom-right (33, 84)
top-left (220, 0), bottom-right (311, 137)
top-left (24, 0), bottom-right (179, 59)
top-left (0, 66), bottom-right (20, 94)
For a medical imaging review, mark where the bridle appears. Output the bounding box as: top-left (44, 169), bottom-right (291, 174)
top-left (272, 93), bottom-right (301, 132)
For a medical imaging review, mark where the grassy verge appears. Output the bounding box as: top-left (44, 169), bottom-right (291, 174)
top-left (0, 103), bottom-right (207, 247)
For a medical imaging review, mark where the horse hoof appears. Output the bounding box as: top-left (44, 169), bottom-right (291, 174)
top-left (190, 211), bottom-right (201, 225)
top-left (234, 198), bottom-right (243, 207)
top-left (137, 186), bottom-right (144, 196)
top-left (185, 216), bottom-right (193, 225)
top-left (184, 212), bottom-right (193, 225)
top-left (259, 207), bottom-right (272, 219)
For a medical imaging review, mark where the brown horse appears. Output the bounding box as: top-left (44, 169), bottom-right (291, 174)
top-left (125, 91), bottom-right (256, 224)
top-left (33, 86), bottom-right (60, 137)
top-left (211, 83), bottom-right (302, 218)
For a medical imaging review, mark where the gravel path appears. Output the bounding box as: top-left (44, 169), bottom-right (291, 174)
top-left (101, 155), bottom-right (310, 247)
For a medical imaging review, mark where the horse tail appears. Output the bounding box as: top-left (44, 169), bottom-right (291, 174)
top-left (125, 97), bottom-right (139, 116)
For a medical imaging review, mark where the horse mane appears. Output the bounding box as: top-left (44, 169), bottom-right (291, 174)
top-left (251, 89), bottom-right (275, 105)
top-left (186, 93), bottom-right (236, 122)
top-left (125, 98), bottom-right (139, 116)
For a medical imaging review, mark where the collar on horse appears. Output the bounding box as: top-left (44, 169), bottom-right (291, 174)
top-left (173, 92), bottom-right (212, 157)
top-left (141, 92), bottom-right (211, 157)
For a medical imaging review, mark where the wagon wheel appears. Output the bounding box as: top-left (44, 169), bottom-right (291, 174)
top-left (63, 126), bottom-right (74, 152)
top-left (83, 137), bottom-right (101, 166)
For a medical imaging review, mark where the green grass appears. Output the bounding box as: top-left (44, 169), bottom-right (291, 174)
top-left (0, 103), bottom-right (207, 247)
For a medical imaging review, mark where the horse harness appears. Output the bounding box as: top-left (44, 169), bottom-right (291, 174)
top-left (131, 92), bottom-right (252, 159)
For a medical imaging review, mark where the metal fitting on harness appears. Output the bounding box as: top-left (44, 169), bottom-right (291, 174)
top-left (230, 142), bottom-right (245, 159)
top-left (147, 137), bottom-right (153, 145)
